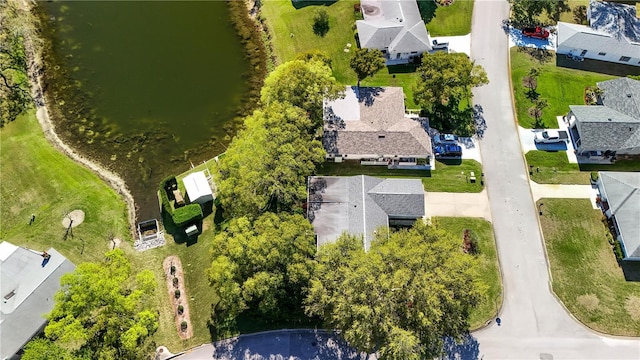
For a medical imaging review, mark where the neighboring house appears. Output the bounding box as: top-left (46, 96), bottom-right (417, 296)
top-left (323, 86), bottom-right (432, 168)
top-left (0, 242), bottom-right (75, 360)
top-left (556, 22), bottom-right (640, 67)
top-left (596, 172), bottom-right (640, 281)
top-left (307, 175), bottom-right (425, 251)
top-left (588, 0), bottom-right (640, 44)
top-left (567, 77), bottom-right (640, 158)
top-left (356, 0), bottom-right (432, 64)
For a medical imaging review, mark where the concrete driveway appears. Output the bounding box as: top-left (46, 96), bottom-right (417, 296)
top-left (424, 190), bottom-right (492, 221)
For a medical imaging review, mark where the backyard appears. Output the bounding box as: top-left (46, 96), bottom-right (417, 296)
top-left (418, 0), bottom-right (474, 36)
top-left (525, 150), bottom-right (640, 184)
top-left (539, 198), bottom-right (640, 336)
top-left (316, 159), bottom-right (484, 193)
top-left (510, 48), bottom-right (616, 128)
top-left (434, 217), bottom-right (501, 330)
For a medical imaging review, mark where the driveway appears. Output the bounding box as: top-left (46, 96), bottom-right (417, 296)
top-left (424, 190), bottom-right (492, 221)
top-left (471, 0), bottom-right (640, 358)
top-left (530, 181), bottom-right (599, 207)
top-left (507, 26), bottom-right (557, 50)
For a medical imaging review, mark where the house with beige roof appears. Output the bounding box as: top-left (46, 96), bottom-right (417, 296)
top-left (322, 86), bottom-right (432, 169)
top-left (356, 0), bottom-right (433, 64)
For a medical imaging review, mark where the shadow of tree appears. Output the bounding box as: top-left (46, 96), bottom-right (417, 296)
top-left (417, 0), bottom-right (438, 24)
top-left (357, 86), bottom-right (384, 106)
top-left (517, 46), bottom-right (553, 64)
top-left (291, 0), bottom-right (337, 10)
top-left (441, 333), bottom-right (481, 360)
top-left (473, 104), bottom-right (487, 139)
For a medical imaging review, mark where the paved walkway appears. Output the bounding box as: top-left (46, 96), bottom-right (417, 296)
top-left (424, 190), bottom-right (492, 221)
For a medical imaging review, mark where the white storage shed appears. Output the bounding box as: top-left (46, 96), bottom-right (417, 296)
top-left (182, 171), bottom-right (213, 205)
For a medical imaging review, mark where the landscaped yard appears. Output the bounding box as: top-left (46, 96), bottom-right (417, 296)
top-left (525, 150), bottom-right (640, 184)
top-left (434, 217), bottom-right (501, 330)
top-left (0, 110), bottom-right (220, 352)
top-left (316, 159), bottom-right (484, 193)
top-left (539, 198), bottom-right (640, 336)
top-left (510, 47), bottom-right (616, 128)
top-left (418, 0), bottom-right (474, 36)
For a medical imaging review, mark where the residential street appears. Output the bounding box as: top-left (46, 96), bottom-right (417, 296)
top-left (470, 0), bottom-right (640, 358)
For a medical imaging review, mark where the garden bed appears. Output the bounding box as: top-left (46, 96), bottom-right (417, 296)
top-left (163, 256), bottom-right (193, 339)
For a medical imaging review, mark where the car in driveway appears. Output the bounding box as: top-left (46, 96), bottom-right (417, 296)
top-left (534, 130), bottom-right (569, 144)
top-left (434, 143), bottom-right (463, 158)
top-left (434, 133), bottom-right (459, 144)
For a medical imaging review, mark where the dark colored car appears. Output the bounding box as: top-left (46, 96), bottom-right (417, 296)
top-left (434, 144), bottom-right (462, 157)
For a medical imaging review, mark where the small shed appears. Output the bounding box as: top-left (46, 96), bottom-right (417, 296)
top-left (182, 171), bottom-right (213, 204)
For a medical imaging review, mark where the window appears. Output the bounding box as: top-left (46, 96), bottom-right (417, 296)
top-left (580, 50), bottom-right (587, 56)
top-left (619, 56), bottom-right (631, 62)
top-left (598, 52), bottom-right (606, 56)
top-left (378, 135), bottom-right (385, 139)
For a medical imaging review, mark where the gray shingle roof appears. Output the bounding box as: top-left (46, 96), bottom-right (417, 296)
top-left (356, 0), bottom-right (431, 53)
top-left (589, 0), bottom-right (640, 43)
top-left (597, 78), bottom-right (640, 119)
top-left (556, 22), bottom-right (640, 58)
top-left (598, 172), bottom-right (640, 258)
top-left (0, 243), bottom-right (75, 359)
top-left (308, 175), bottom-right (424, 251)
top-left (323, 86), bottom-right (432, 157)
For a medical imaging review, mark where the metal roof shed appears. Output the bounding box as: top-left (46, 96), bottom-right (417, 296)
top-left (182, 171), bottom-right (213, 205)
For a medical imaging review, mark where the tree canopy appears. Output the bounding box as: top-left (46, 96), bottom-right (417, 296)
top-left (509, 0), bottom-right (560, 26)
top-left (305, 222), bottom-right (486, 359)
top-left (260, 58), bottom-right (343, 128)
top-left (413, 52), bottom-right (488, 135)
top-left (208, 212), bottom-right (316, 327)
top-left (215, 101), bottom-right (325, 217)
top-left (350, 48), bottom-right (386, 88)
top-left (36, 249), bottom-right (158, 359)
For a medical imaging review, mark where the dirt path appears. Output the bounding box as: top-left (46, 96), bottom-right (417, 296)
top-left (17, 0), bottom-right (138, 238)
top-left (163, 256), bottom-right (193, 339)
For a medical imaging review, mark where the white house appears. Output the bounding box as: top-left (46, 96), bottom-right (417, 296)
top-left (182, 171), bottom-right (214, 205)
top-left (556, 21), bottom-right (640, 67)
top-left (356, 0), bottom-right (432, 64)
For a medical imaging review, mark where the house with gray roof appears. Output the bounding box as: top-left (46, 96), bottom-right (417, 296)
top-left (1, 242), bottom-right (75, 360)
top-left (596, 172), bottom-right (640, 281)
top-left (356, 0), bottom-right (432, 64)
top-left (323, 86), bottom-right (432, 168)
top-left (567, 77), bottom-right (640, 158)
top-left (307, 175), bottom-right (425, 251)
top-left (556, 21), bottom-right (640, 68)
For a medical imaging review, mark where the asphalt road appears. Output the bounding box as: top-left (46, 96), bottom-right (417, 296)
top-left (470, 0), bottom-right (640, 358)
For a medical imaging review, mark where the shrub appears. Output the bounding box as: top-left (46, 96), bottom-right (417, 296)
top-left (313, 9), bottom-right (330, 37)
top-left (159, 176), bottom-right (177, 215)
top-left (170, 265), bottom-right (176, 275)
top-left (590, 172), bottom-right (599, 183)
top-left (177, 305), bottom-right (184, 315)
top-left (175, 289), bottom-right (181, 299)
top-left (613, 240), bottom-right (624, 262)
top-left (181, 321), bottom-right (188, 331)
top-left (463, 229), bottom-right (479, 255)
top-left (172, 204), bottom-right (203, 227)
top-left (173, 277), bottom-right (179, 287)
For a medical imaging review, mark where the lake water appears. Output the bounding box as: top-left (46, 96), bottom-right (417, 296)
top-left (40, 1), bottom-right (250, 221)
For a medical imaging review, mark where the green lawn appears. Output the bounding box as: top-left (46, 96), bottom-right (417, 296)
top-left (434, 217), bottom-right (501, 330)
top-left (525, 151), bottom-right (589, 184)
top-left (510, 47), bottom-right (616, 128)
top-left (419, 0), bottom-right (474, 36)
top-left (525, 151), bottom-right (640, 184)
top-left (0, 110), bottom-right (220, 353)
top-left (539, 198), bottom-right (640, 336)
top-left (316, 159), bottom-right (484, 193)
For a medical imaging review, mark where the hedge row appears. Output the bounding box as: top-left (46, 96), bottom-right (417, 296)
top-left (158, 176), bottom-right (202, 227)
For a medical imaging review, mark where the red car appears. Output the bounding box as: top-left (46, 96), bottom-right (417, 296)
top-left (522, 26), bottom-right (550, 40)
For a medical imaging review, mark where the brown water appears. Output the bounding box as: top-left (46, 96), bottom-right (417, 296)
top-left (40, 0), bottom-right (251, 220)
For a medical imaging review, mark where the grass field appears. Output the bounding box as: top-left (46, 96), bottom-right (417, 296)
top-left (316, 159), bottom-right (484, 193)
top-left (525, 151), bottom-right (640, 184)
top-left (539, 198), bottom-right (640, 336)
top-left (419, 0), bottom-right (474, 36)
top-left (510, 48), bottom-right (616, 129)
top-left (0, 111), bottom-right (220, 352)
top-left (434, 217), bottom-right (501, 330)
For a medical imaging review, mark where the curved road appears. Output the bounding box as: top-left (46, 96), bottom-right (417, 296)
top-left (470, 0), bottom-right (640, 358)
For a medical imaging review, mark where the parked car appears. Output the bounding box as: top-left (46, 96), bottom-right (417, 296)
top-left (434, 143), bottom-right (463, 157)
top-left (534, 130), bottom-right (569, 144)
top-left (434, 134), bottom-right (459, 144)
top-left (522, 26), bottom-right (550, 40)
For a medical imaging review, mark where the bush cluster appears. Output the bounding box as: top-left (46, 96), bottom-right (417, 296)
top-left (158, 176), bottom-right (203, 227)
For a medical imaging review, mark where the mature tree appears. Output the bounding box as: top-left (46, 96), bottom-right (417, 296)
top-left (509, 0), bottom-right (558, 26)
top-left (0, 0), bottom-right (40, 126)
top-left (413, 52), bottom-right (488, 134)
top-left (350, 48), bottom-right (386, 88)
top-left (208, 212), bottom-right (316, 326)
top-left (215, 102), bottom-right (325, 217)
top-left (295, 50), bottom-right (332, 68)
top-left (305, 222), bottom-right (486, 359)
top-left (312, 9), bottom-right (330, 37)
top-left (261, 59), bottom-right (343, 128)
top-left (22, 339), bottom-right (78, 360)
top-left (40, 249), bottom-right (158, 359)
